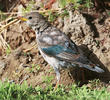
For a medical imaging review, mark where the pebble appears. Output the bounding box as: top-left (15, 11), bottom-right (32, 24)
top-left (0, 61), bottom-right (7, 75)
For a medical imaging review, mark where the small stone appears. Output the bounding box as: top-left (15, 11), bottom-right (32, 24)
top-left (0, 48), bottom-right (2, 56)
top-left (0, 61), bottom-right (7, 75)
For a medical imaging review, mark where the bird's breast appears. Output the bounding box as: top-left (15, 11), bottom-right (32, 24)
top-left (38, 47), bottom-right (59, 69)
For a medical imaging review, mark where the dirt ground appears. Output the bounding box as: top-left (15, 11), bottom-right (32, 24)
top-left (0, 0), bottom-right (110, 88)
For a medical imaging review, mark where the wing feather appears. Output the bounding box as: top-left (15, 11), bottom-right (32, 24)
top-left (41, 44), bottom-right (80, 61)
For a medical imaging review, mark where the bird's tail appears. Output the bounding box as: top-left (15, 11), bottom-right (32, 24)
top-left (83, 64), bottom-right (104, 73)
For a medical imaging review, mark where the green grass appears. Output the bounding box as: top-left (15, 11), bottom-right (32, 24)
top-left (5, 44), bottom-right (11, 55)
top-left (0, 80), bottom-right (110, 100)
top-left (0, 11), bottom-right (7, 21)
top-left (58, 0), bottom-right (93, 9)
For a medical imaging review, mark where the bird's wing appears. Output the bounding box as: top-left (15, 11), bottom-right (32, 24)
top-left (41, 43), bottom-right (80, 62)
top-left (41, 43), bottom-right (105, 73)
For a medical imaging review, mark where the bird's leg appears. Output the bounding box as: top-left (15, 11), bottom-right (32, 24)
top-left (54, 80), bottom-right (59, 89)
top-left (53, 67), bottom-right (60, 89)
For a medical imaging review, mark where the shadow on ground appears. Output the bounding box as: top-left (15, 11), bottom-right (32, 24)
top-left (70, 44), bottom-right (110, 86)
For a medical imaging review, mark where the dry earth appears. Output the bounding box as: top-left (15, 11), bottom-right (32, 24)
top-left (0, 1), bottom-right (110, 88)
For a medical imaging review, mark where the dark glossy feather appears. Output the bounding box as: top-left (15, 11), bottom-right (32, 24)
top-left (42, 44), bottom-right (80, 61)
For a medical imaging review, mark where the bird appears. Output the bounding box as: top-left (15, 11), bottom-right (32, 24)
top-left (19, 12), bottom-right (104, 87)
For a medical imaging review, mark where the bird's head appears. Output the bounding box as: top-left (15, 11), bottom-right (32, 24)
top-left (19, 12), bottom-right (46, 30)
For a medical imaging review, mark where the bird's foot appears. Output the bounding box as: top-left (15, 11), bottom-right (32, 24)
top-left (54, 81), bottom-right (60, 90)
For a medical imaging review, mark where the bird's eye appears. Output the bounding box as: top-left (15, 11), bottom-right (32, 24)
top-left (28, 16), bottom-right (32, 19)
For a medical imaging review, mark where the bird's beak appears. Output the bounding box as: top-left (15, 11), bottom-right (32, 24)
top-left (18, 16), bottom-right (28, 21)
